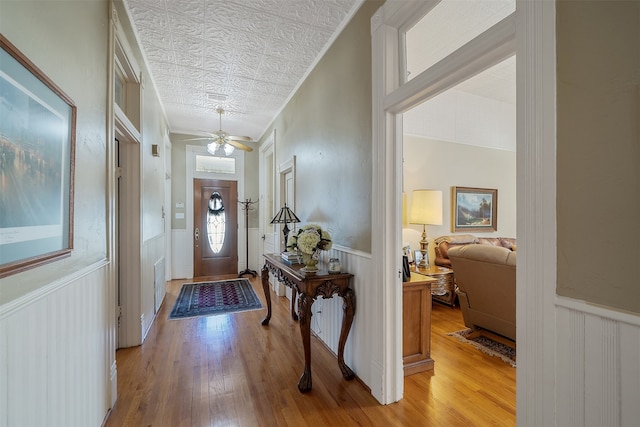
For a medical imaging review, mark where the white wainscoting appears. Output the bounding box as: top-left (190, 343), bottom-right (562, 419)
top-left (141, 234), bottom-right (166, 340)
top-left (302, 246), bottom-right (378, 396)
top-left (555, 297), bottom-right (640, 427)
top-left (248, 227), bottom-right (260, 274)
top-left (0, 262), bottom-right (112, 427)
top-left (172, 229), bottom-right (191, 279)
top-left (154, 257), bottom-right (166, 313)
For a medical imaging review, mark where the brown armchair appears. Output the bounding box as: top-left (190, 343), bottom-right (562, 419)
top-left (448, 244), bottom-right (516, 341)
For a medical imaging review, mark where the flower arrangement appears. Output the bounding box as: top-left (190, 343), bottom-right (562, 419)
top-left (286, 224), bottom-right (332, 255)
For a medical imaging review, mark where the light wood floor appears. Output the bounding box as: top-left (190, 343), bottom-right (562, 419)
top-left (104, 276), bottom-right (515, 427)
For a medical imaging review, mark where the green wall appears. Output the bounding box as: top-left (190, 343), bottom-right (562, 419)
top-left (259, 0), bottom-right (383, 253)
top-left (0, 0), bottom-right (109, 303)
top-left (557, 0), bottom-right (640, 313)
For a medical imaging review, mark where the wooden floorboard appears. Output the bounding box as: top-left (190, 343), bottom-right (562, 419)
top-left (104, 276), bottom-right (515, 426)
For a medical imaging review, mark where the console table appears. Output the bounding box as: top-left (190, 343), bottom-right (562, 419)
top-left (260, 253), bottom-right (356, 392)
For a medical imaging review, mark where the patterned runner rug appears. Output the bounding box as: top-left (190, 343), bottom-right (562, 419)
top-left (447, 328), bottom-right (516, 367)
top-left (169, 279), bottom-right (263, 320)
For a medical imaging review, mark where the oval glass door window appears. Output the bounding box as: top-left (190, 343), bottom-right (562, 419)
top-left (206, 192), bottom-right (226, 253)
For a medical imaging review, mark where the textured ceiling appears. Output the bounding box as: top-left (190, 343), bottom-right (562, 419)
top-left (124, 0), bottom-right (361, 140)
top-left (123, 0), bottom-right (515, 144)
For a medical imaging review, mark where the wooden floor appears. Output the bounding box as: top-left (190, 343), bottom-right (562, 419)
top-left (104, 276), bottom-right (515, 427)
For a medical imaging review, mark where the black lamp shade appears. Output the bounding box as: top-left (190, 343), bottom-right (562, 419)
top-left (271, 204), bottom-right (300, 250)
top-left (270, 204), bottom-right (300, 224)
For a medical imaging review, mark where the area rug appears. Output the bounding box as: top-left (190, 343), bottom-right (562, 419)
top-left (169, 279), bottom-right (263, 320)
top-left (447, 328), bottom-right (516, 367)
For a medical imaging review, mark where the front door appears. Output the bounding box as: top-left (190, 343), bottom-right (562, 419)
top-left (193, 179), bottom-right (238, 277)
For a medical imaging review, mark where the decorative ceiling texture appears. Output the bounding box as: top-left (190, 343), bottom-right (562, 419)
top-left (124, 0), bottom-right (362, 141)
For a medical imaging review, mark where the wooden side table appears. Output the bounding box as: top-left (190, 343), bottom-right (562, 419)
top-left (260, 253), bottom-right (356, 392)
top-left (403, 273), bottom-right (436, 375)
top-left (414, 265), bottom-right (456, 307)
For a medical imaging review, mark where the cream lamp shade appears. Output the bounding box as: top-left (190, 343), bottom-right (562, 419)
top-left (409, 190), bottom-right (443, 226)
top-left (409, 189), bottom-right (442, 269)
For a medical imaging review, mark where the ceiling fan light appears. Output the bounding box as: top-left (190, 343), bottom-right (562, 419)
top-left (206, 142), bottom-right (218, 155)
top-left (223, 143), bottom-right (235, 156)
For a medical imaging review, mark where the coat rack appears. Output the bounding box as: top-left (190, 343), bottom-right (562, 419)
top-left (238, 198), bottom-right (258, 278)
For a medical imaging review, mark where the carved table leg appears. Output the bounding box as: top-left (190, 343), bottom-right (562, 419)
top-left (260, 264), bottom-right (272, 326)
top-left (290, 288), bottom-right (299, 321)
top-left (337, 288), bottom-right (356, 380)
top-left (297, 293), bottom-right (313, 392)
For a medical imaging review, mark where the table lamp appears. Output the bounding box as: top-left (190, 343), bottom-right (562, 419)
top-left (270, 203), bottom-right (301, 251)
top-left (409, 189), bottom-right (443, 269)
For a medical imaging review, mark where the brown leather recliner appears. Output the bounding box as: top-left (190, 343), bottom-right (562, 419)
top-left (448, 244), bottom-right (516, 341)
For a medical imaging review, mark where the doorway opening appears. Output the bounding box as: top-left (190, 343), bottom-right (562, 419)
top-left (371, 0), bottom-right (517, 403)
top-left (114, 131), bottom-right (142, 349)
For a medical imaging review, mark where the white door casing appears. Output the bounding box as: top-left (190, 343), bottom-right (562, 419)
top-left (279, 156), bottom-right (296, 299)
top-left (259, 131), bottom-right (276, 282)
top-left (163, 133), bottom-right (172, 282)
top-left (114, 126), bottom-right (142, 349)
top-left (371, 1), bottom-right (516, 404)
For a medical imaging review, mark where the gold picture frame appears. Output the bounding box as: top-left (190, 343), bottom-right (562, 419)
top-left (452, 186), bottom-right (497, 232)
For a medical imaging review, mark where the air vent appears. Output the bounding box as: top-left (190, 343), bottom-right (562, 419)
top-left (207, 92), bottom-right (228, 102)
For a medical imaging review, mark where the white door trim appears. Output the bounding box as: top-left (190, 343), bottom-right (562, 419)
top-left (371, 2), bottom-right (517, 404)
top-left (259, 130), bottom-right (276, 263)
top-left (515, 1), bottom-right (557, 424)
top-left (163, 133), bottom-right (172, 282)
top-left (276, 156), bottom-right (297, 298)
top-left (277, 155), bottom-right (297, 251)
top-left (114, 130), bottom-right (142, 348)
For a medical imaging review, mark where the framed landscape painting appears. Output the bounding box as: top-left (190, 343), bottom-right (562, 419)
top-left (452, 187), bottom-right (497, 232)
top-left (0, 35), bottom-right (76, 278)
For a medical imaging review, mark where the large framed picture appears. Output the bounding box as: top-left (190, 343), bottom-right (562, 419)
top-left (452, 187), bottom-right (497, 232)
top-left (0, 35), bottom-right (76, 278)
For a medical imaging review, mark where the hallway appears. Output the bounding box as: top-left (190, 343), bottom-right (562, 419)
top-left (104, 276), bottom-right (515, 426)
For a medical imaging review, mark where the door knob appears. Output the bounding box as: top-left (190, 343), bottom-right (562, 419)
top-left (194, 227), bottom-right (200, 241)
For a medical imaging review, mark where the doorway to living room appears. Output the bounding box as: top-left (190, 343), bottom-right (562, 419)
top-left (371, 0), bottom-right (516, 403)
top-left (401, 0), bottom-right (517, 402)
top-left (401, 54), bottom-right (517, 408)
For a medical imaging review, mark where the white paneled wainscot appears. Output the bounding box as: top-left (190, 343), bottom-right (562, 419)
top-left (555, 297), bottom-right (640, 427)
top-left (0, 262), bottom-right (113, 427)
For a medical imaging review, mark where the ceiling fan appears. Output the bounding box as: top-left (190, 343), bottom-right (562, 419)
top-left (185, 107), bottom-right (254, 155)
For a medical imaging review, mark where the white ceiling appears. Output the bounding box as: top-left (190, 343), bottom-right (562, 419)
top-left (123, 0), bottom-right (361, 140)
top-left (123, 0), bottom-right (515, 143)
top-left (405, 0), bottom-right (515, 105)
top-left (453, 56), bottom-right (515, 105)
